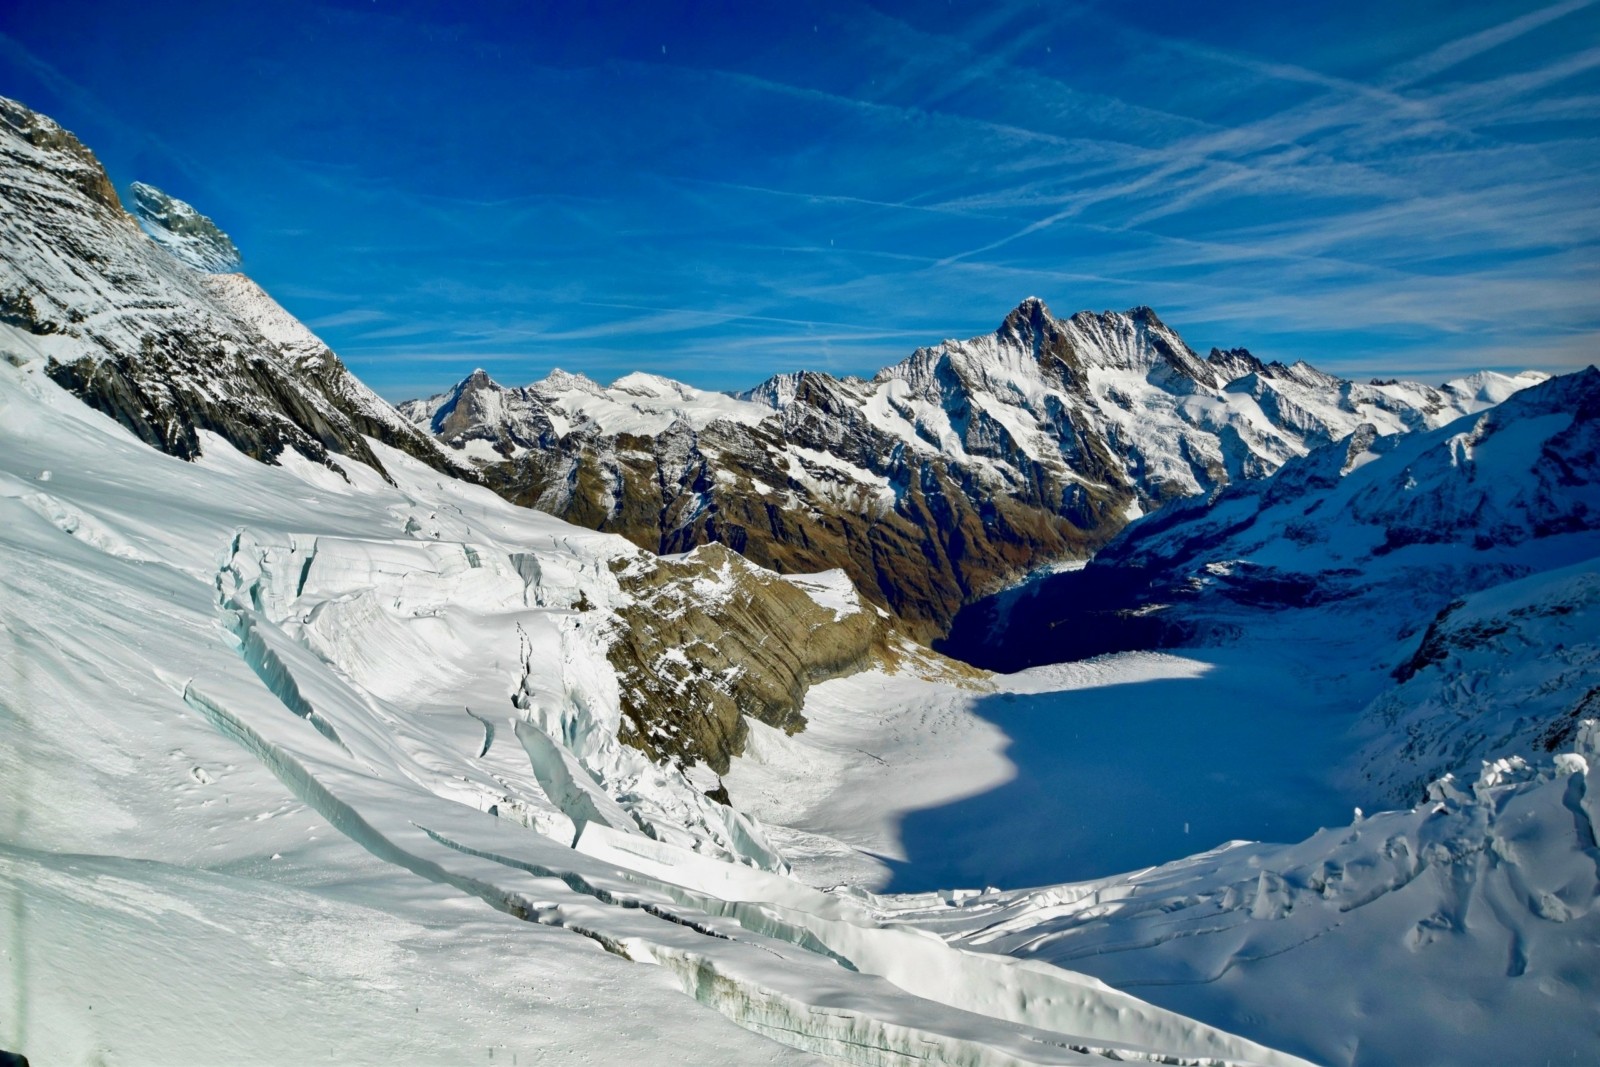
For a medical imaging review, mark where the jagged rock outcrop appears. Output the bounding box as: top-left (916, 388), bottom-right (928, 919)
top-left (406, 297), bottom-right (1543, 640)
top-left (607, 544), bottom-right (893, 774)
top-left (128, 180), bottom-right (242, 272)
top-left (0, 95), bottom-right (466, 484)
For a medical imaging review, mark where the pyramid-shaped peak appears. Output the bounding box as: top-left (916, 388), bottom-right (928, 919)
top-left (1125, 305), bottom-right (1169, 330)
top-left (450, 367), bottom-right (501, 393)
top-left (999, 296), bottom-right (1056, 334)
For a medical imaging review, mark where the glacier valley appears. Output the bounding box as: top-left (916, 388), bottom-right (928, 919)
top-left (1, 94), bottom-right (1597, 1067)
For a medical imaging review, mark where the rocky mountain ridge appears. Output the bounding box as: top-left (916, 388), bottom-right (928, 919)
top-left (0, 95), bottom-right (464, 484)
top-left (405, 297), bottom-right (1542, 639)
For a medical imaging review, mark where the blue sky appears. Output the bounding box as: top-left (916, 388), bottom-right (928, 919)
top-left (3, 1), bottom-right (1597, 400)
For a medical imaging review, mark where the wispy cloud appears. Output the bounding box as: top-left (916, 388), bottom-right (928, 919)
top-left (306, 308), bottom-right (387, 329)
top-left (14, 3), bottom-right (1592, 394)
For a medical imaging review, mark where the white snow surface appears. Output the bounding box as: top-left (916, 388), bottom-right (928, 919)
top-left (539, 368), bottom-right (771, 436)
top-left (0, 353), bottom-right (1312, 1066)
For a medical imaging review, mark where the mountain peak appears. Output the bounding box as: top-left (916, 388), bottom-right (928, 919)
top-left (0, 95), bottom-right (121, 212)
top-left (536, 367), bottom-right (606, 395)
top-left (998, 295), bottom-right (1055, 337)
top-left (1125, 305), bottom-right (1167, 330)
top-left (129, 181), bottom-right (242, 273)
top-left (1207, 346), bottom-right (1267, 382)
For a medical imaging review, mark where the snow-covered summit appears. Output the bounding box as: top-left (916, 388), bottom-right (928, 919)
top-left (128, 180), bottom-right (242, 272)
top-left (401, 365), bottom-right (770, 451)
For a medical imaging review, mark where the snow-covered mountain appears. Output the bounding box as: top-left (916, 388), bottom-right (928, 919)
top-left (404, 297), bottom-right (1543, 638)
top-left (946, 367), bottom-right (1600, 792)
top-left (0, 96), bottom-right (463, 483)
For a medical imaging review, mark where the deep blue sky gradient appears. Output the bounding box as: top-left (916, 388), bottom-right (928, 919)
top-left (3, 1), bottom-right (1597, 399)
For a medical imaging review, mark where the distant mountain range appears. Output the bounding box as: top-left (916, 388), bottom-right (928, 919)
top-left (400, 299), bottom-right (1542, 638)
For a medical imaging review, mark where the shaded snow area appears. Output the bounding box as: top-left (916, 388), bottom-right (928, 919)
top-left (873, 731), bottom-right (1600, 1067)
top-left (726, 648), bottom-right (1358, 893)
top-left (0, 354), bottom-right (1315, 1066)
top-left (728, 632), bottom-right (1600, 1066)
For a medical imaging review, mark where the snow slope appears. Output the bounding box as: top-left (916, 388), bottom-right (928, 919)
top-left (727, 574), bottom-right (1600, 1065)
top-left (0, 351), bottom-right (1309, 1066)
top-left (1347, 558), bottom-right (1600, 806)
top-left (874, 736), bottom-right (1600, 1067)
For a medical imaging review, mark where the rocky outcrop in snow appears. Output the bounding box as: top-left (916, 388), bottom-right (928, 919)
top-left (406, 297), bottom-right (1541, 640)
top-left (128, 180), bottom-right (242, 273)
top-left (608, 545), bottom-right (893, 775)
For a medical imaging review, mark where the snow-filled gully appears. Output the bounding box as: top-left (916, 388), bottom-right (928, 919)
top-left (185, 527), bottom-right (1309, 1067)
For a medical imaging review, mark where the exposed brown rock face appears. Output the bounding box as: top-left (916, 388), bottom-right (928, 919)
top-left (480, 420), bottom-right (1110, 645)
top-left (0, 96), bottom-right (120, 211)
top-left (606, 543), bottom-right (892, 774)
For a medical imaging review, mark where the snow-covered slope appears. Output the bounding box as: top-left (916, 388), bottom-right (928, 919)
top-left (0, 347), bottom-right (1316, 1067)
top-left (871, 734), bottom-right (1600, 1067)
top-left (0, 95), bottom-right (462, 483)
top-left (404, 296), bottom-right (1542, 639)
top-left (1348, 558), bottom-right (1600, 805)
top-left (719, 587), bottom-right (1600, 1066)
